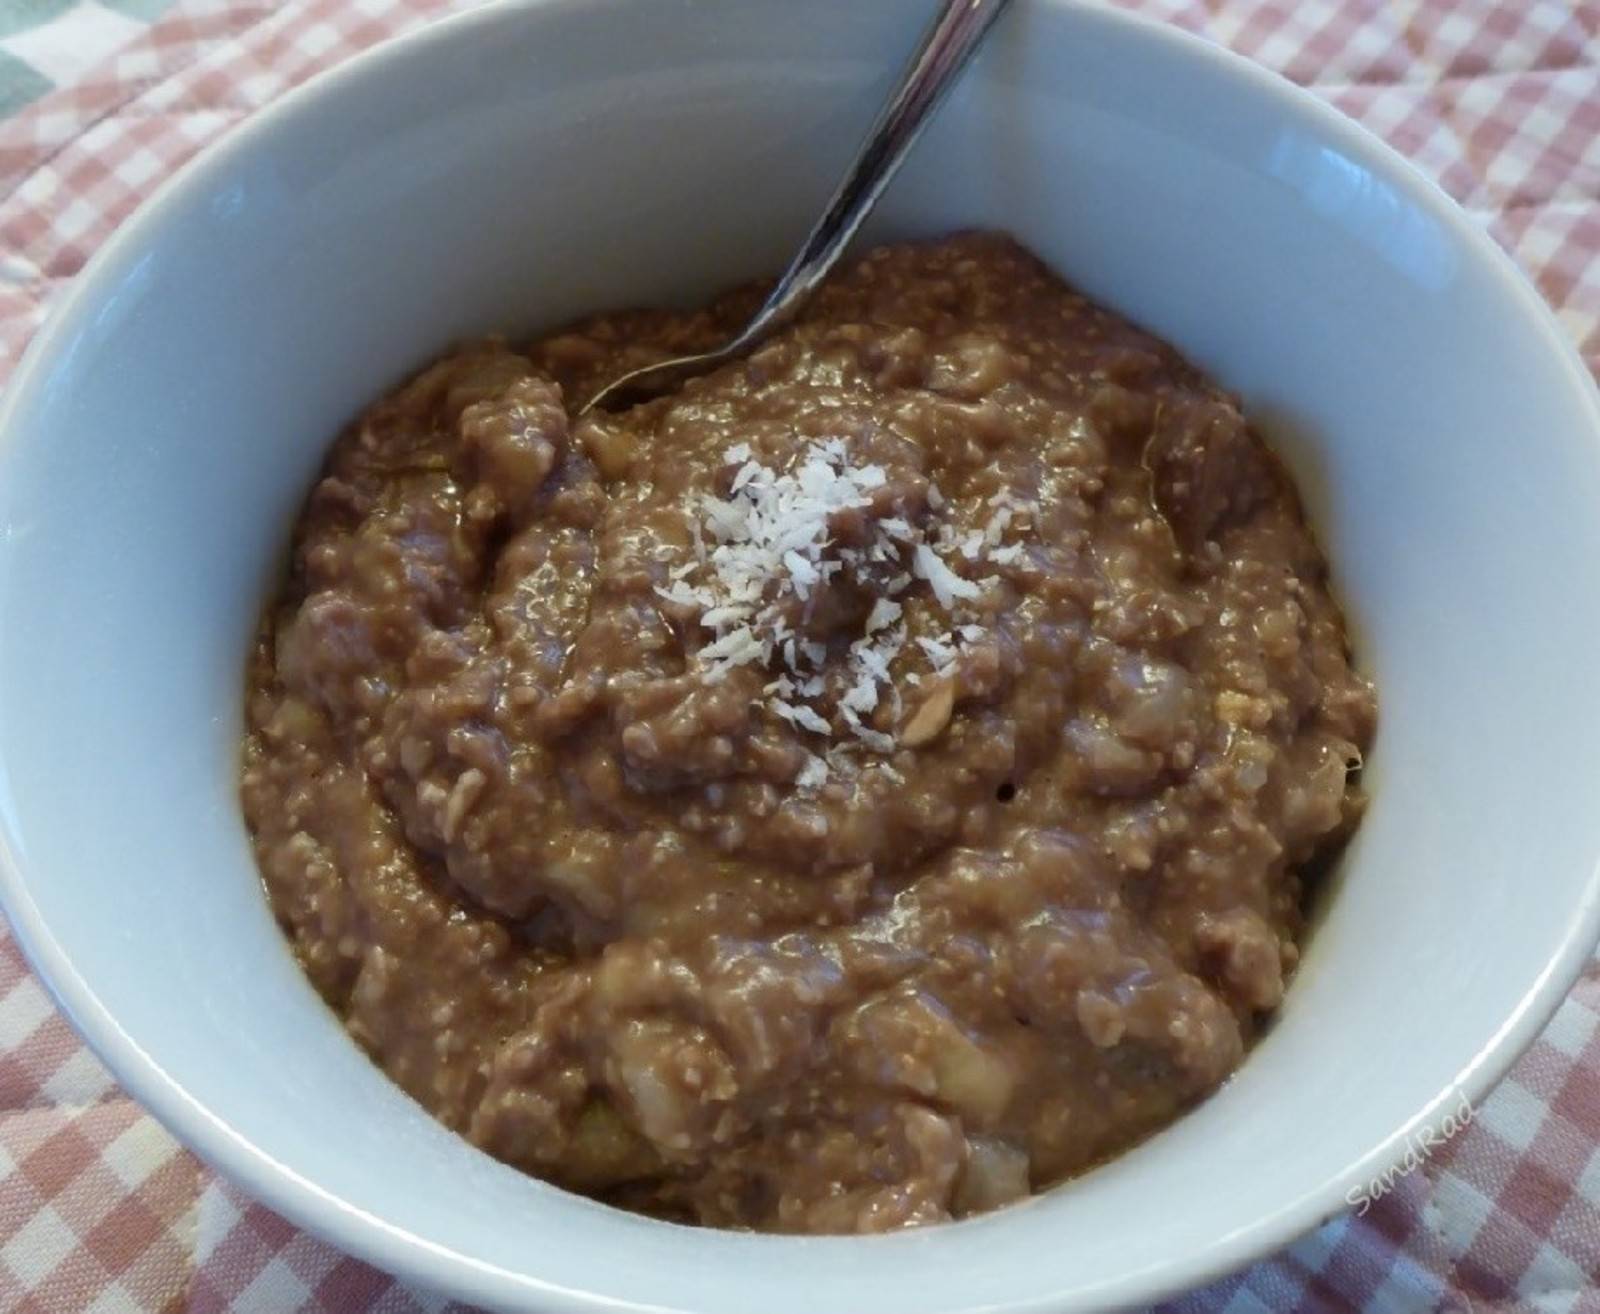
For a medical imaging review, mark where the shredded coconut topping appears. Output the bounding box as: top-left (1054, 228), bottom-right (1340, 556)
top-left (656, 439), bottom-right (1030, 789)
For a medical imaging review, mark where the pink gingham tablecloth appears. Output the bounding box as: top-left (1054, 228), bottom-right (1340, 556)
top-left (0, 1), bottom-right (1597, 1310)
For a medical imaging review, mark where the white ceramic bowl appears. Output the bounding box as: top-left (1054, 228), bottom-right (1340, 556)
top-left (3, 1), bottom-right (1599, 1310)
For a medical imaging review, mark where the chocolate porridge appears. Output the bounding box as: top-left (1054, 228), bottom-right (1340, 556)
top-left (241, 233), bottom-right (1376, 1233)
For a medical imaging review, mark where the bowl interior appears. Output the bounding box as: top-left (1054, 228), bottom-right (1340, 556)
top-left (2, 1), bottom-right (1599, 1311)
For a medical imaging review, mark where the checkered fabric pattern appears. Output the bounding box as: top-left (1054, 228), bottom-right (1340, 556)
top-left (0, 0), bottom-right (1596, 1310)
top-left (0, 1), bottom-right (178, 118)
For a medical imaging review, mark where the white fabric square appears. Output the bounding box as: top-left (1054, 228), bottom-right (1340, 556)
top-left (1, 3), bottom-right (144, 87)
top-left (0, 1204), bottom-right (78, 1287)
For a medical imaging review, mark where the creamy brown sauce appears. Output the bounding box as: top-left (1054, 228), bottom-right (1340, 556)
top-left (241, 233), bottom-right (1376, 1233)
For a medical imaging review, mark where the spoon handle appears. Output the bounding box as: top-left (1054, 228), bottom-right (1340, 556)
top-left (579, 0), bottom-right (1014, 414)
top-left (727, 0), bottom-right (1015, 352)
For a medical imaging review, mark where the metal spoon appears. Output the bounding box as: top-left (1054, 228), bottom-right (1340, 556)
top-left (580, 0), bottom-right (1014, 414)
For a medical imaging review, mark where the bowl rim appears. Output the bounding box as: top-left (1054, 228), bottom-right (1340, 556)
top-left (2, 0), bottom-right (1600, 1310)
